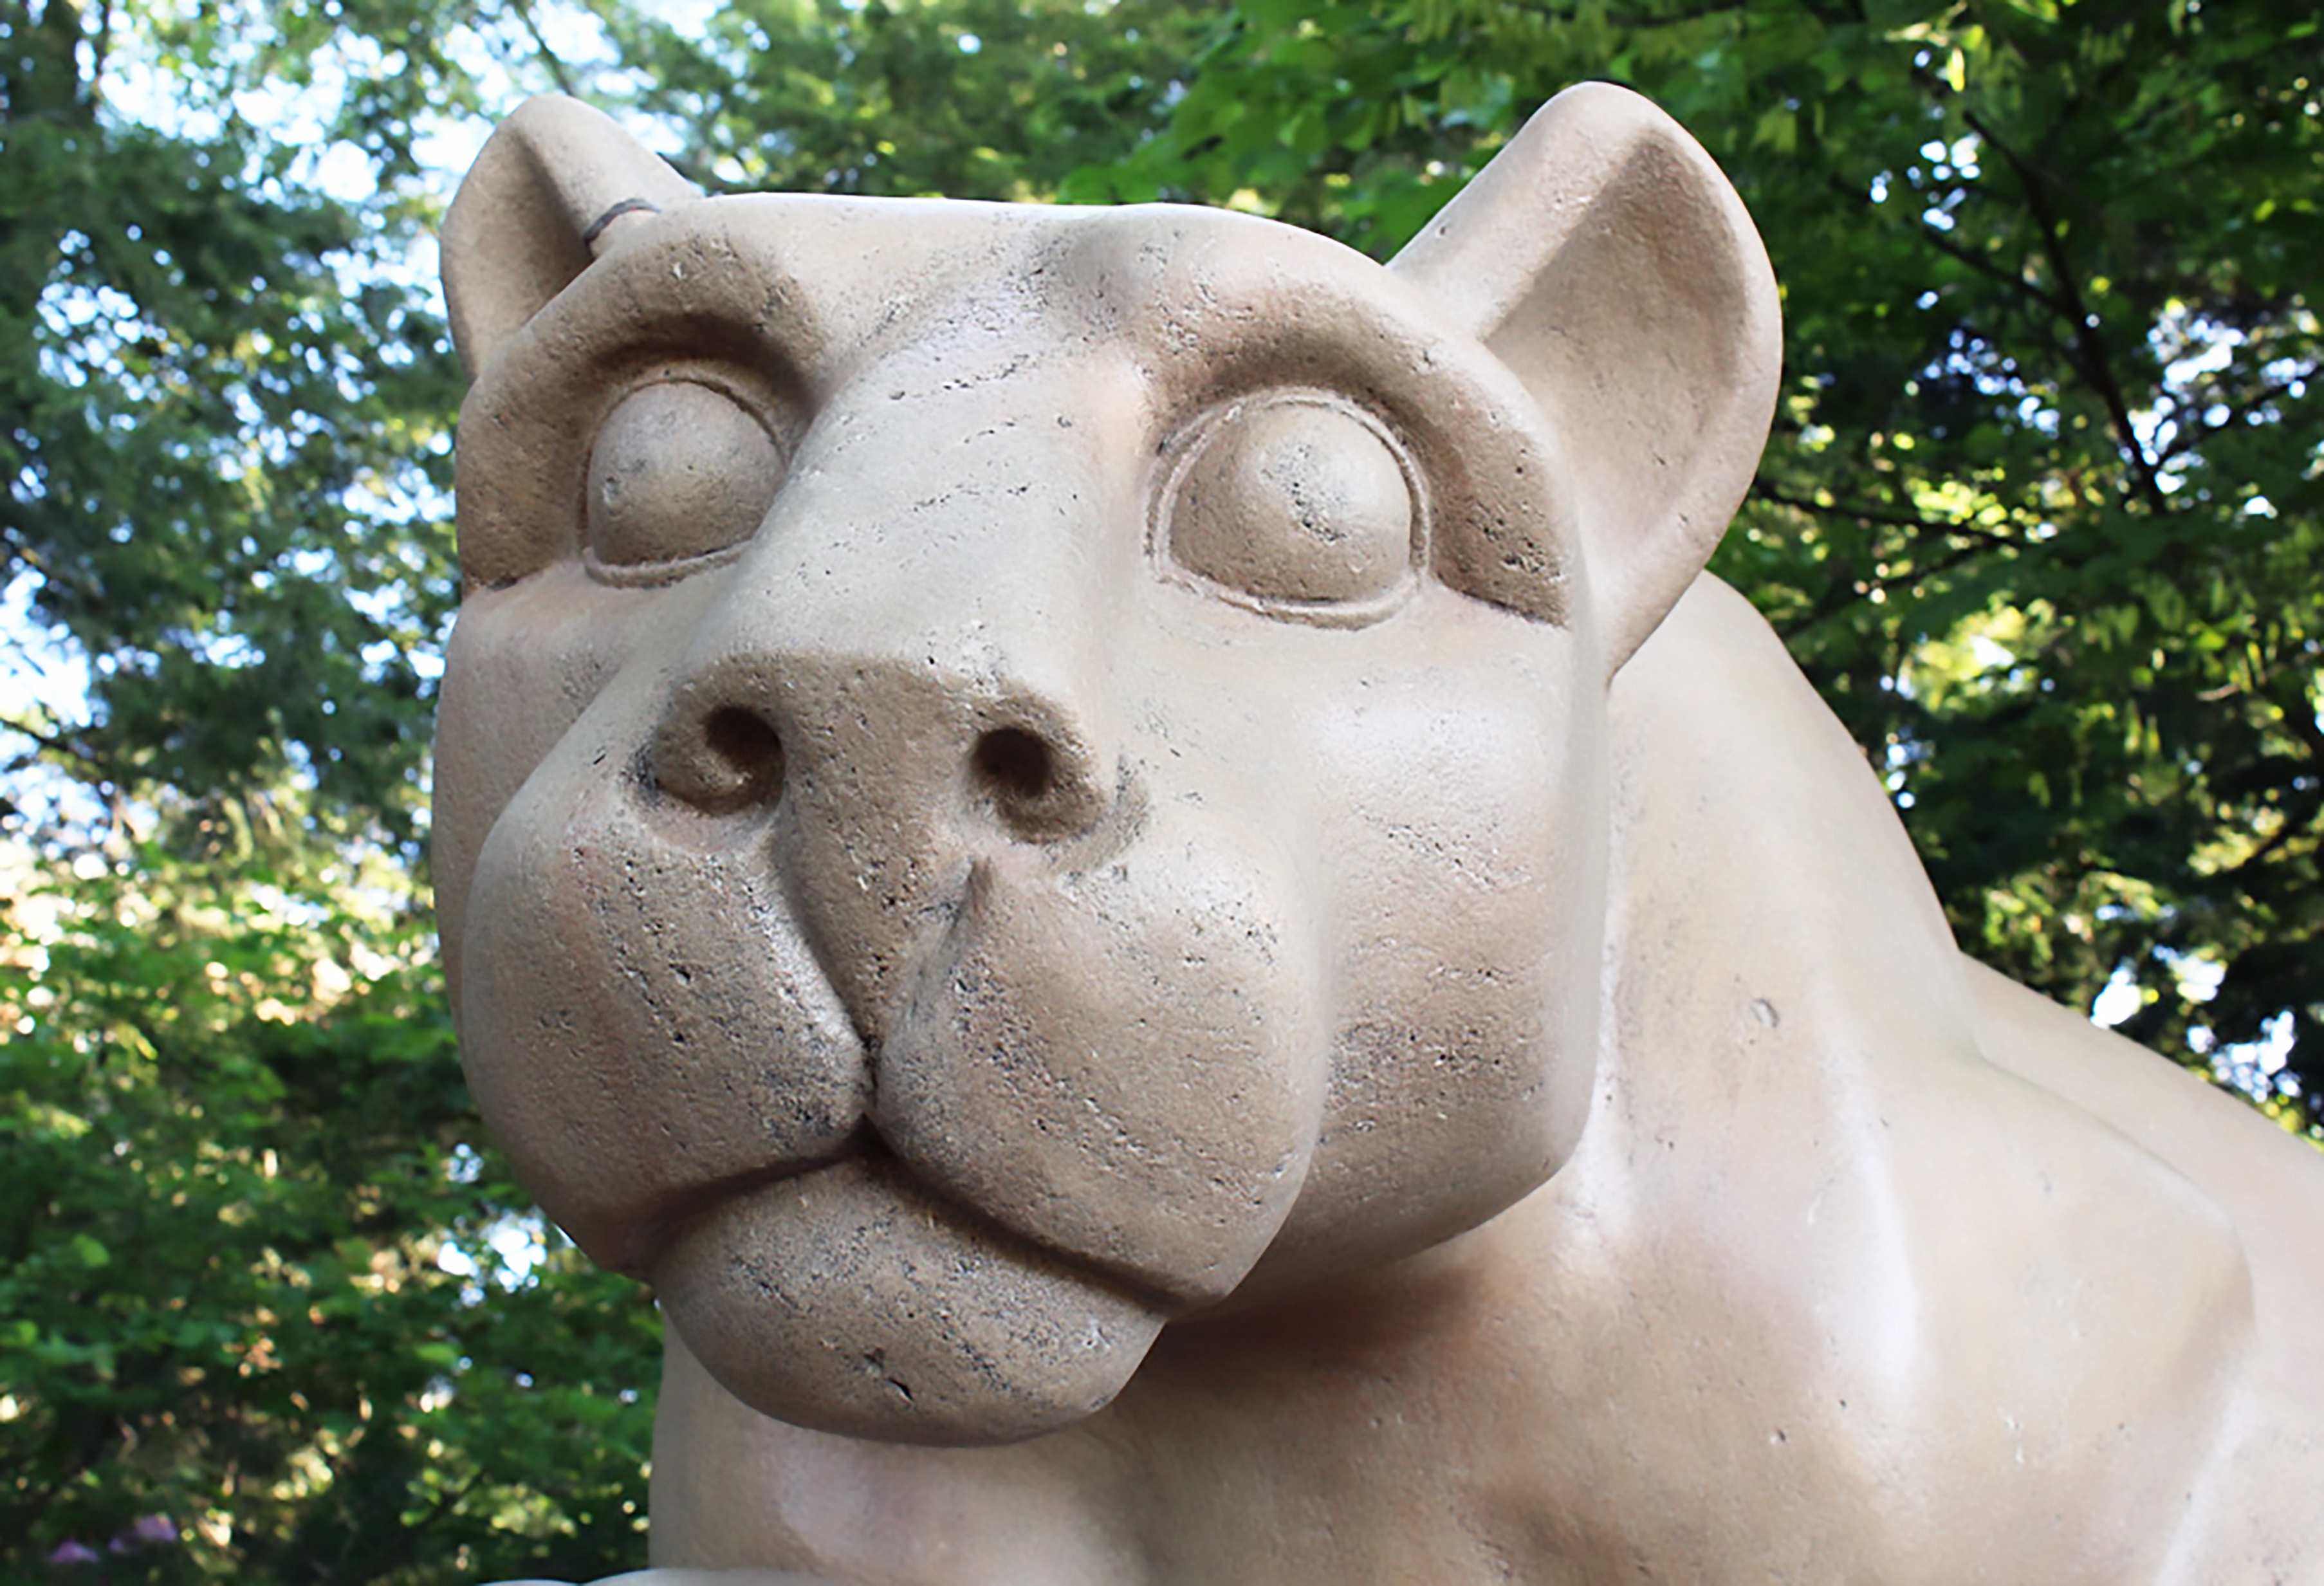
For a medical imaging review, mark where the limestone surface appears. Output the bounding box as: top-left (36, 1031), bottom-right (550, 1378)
top-left (436, 84), bottom-right (2324, 1584)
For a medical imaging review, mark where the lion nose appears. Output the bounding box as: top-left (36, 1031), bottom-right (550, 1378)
top-left (643, 649), bottom-right (1120, 1044)
top-left (647, 659), bottom-right (1112, 845)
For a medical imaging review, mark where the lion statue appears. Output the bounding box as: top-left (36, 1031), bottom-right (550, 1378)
top-left (432, 85), bottom-right (2324, 1584)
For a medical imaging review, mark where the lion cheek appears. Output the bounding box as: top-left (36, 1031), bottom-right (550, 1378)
top-left (871, 834), bottom-right (1328, 1309)
top-left (457, 712), bottom-right (871, 1274)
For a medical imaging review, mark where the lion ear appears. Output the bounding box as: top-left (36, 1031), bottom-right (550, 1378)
top-left (441, 95), bottom-right (701, 379)
top-left (1391, 82), bottom-right (1780, 672)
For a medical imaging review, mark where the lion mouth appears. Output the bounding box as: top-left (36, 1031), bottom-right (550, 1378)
top-left (625, 1121), bottom-right (873, 1262)
top-left (644, 1127), bottom-right (1185, 1317)
top-left (649, 1146), bottom-right (1174, 1445)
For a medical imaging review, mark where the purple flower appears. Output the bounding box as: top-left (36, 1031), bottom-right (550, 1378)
top-left (106, 1514), bottom-right (181, 1551)
top-left (44, 1540), bottom-right (100, 1565)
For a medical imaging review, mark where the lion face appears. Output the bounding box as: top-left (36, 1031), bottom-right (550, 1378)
top-left (434, 91), bottom-right (1776, 1446)
top-left (432, 197), bottom-right (1598, 1443)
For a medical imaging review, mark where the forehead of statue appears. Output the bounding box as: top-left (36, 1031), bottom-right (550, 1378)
top-left (570, 194), bottom-right (1505, 396)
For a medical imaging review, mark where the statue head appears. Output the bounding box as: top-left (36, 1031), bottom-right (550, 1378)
top-left (432, 84), bottom-right (1778, 1444)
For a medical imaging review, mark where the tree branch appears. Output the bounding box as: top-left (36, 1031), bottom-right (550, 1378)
top-left (1960, 107), bottom-right (2170, 513)
top-left (1914, 220), bottom-right (2072, 321)
top-left (1829, 167), bottom-right (2080, 370)
top-left (1751, 481), bottom-right (2024, 549)
top-left (509, 0), bottom-right (580, 98)
top-left (87, 0), bottom-right (114, 103)
top-left (2152, 371), bottom-right (2313, 465)
top-left (0, 710), bottom-right (100, 771)
top-left (0, 522), bottom-right (54, 580)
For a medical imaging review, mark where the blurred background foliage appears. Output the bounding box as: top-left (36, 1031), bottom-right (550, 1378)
top-left (2, 0), bottom-right (2317, 1578)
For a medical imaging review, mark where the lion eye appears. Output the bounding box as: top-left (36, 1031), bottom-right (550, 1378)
top-left (1163, 392), bottom-right (1417, 611)
top-left (586, 378), bottom-right (784, 576)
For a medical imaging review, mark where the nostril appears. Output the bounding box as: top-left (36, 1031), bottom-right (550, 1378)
top-left (656, 704), bottom-right (786, 815)
top-left (972, 726), bottom-right (1056, 806)
top-left (706, 706), bottom-right (782, 779)
top-left (970, 723), bottom-right (1112, 844)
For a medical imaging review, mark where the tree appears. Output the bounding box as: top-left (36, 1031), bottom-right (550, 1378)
top-left (3, 865), bottom-right (661, 1581)
top-left (1, 0), bottom-right (472, 858)
top-left (3, 0), bottom-right (643, 1575)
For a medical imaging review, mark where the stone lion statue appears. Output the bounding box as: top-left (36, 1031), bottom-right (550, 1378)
top-left (432, 84), bottom-right (2324, 1584)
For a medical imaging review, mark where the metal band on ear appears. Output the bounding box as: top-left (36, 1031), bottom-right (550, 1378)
top-left (442, 96), bottom-right (701, 378)
top-left (584, 198), bottom-right (663, 250)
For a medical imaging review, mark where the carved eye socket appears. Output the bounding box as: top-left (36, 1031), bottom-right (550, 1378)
top-left (1161, 392), bottom-right (1419, 615)
top-left (586, 378), bottom-right (784, 578)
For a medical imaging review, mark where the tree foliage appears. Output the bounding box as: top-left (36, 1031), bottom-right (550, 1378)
top-left (4, 865), bottom-right (657, 1581)
top-left (2, 0), bottom-right (472, 858)
top-left (3, 0), bottom-right (2318, 1580)
top-left (3, 0), bottom-right (656, 1574)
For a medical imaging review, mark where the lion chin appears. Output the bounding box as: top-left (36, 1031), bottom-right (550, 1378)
top-left (654, 1157), bottom-right (1168, 1445)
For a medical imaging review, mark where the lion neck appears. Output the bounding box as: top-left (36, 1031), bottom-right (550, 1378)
top-left (1097, 575), bottom-right (2246, 1580)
